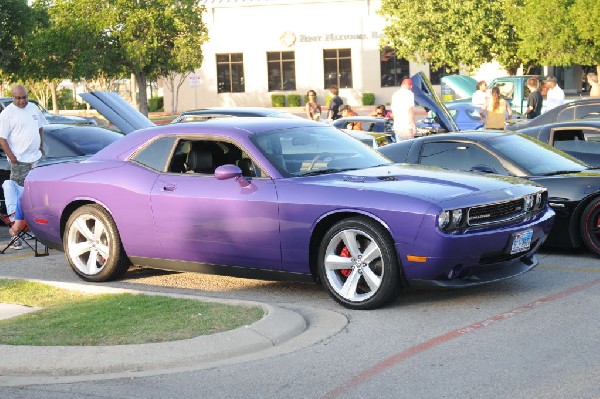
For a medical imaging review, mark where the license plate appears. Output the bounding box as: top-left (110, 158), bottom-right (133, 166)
top-left (511, 229), bottom-right (533, 254)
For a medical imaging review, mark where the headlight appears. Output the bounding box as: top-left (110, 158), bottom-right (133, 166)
top-left (535, 192), bottom-right (543, 208)
top-left (438, 211), bottom-right (450, 230)
top-left (451, 209), bottom-right (463, 226)
top-left (524, 195), bottom-right (534, 211)
top-left (438, 209), bottom-right (465, 231)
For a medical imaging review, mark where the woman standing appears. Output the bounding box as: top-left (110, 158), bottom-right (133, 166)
top-left (305, 90), bottom-right (322, 121)
top-left (480, 86), bottom-right (512, 130)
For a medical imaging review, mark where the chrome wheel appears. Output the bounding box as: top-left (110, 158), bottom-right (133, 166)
top-left (324, 228), bottom-right (383, 302)
top-left (318, 217), bottom-right (402, 310)
top-left (64, 204), bottom-right (129, 282)
top-left (67, 213), bottom-right (110, 276)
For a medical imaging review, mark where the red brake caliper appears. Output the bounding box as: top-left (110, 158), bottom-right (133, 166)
top-left (340, 246), bottom-right (352, 277)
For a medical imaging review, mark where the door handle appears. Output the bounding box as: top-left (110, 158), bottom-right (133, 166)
top-left (162, 183), bottom-right (176, 192)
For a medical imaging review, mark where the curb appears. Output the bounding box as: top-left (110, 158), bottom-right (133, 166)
top-left (0, 278), bottom-right (347, 381)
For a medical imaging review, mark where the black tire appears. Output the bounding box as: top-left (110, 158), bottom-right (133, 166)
top-left (318, 217), bottom-right (402, 310)
top-left (63, 204), bottom-right (130, 282)
top-left (580, 198), bottom-right (600, 256)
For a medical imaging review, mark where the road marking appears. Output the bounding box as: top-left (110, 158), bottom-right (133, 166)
top-left (322, 277), bottom-right (600, 399)
top-left (539, 265), bottom-right (600, 273)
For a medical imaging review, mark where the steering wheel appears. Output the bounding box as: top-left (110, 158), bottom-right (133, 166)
top-left (307, 152), bottom-right (334, 171)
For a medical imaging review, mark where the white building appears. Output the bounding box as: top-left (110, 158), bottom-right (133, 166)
top-left (164, 0), bottom-right (581, 114)
top-left (166, 0), bottom-right (442, 113)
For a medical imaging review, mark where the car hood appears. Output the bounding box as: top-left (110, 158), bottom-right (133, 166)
top-left (79, 92), bottom-right (155, 134)
top-left (411, 72), bottom-right (459, 132)
top-left (294, 163), bottom-right (541, 207)
top-left (440, 75), bottom-right (478, 99)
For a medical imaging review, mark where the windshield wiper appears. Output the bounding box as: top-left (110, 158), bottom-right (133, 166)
top-left (301, 168), bottom-right (358, 177)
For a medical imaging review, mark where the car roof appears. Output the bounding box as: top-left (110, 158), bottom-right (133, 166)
top-left (179, 107), bottom-right (291, 116)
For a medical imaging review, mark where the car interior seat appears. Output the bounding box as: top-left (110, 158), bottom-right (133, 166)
top-left (185, 146), bottom-right (214, 174)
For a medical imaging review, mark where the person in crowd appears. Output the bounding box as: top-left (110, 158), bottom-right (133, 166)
top-left (327, 85), bottom-right (343, 121)
top-left (544, 76), bottom-right (565, 111)
top-left (471, 80), bottom-right (490, 107)
top-left (339, 105), bottom-right (362, 130)
top-left (525, 77), bottom-right (543, 119)
top-left (0, 85), bottom-right (47, 186)
top-left (3, 179), bottom-right (25, 250)
top-left (304, 89), bottom-right (322, 121)
top-left (588, 73), bottom-right (600, 98)
top-left (480, 86), bottom-right (513, 130)
top-left (390, 78), bottom-right (416, 141)
top-left (369, 104), bottom-right (392, 118)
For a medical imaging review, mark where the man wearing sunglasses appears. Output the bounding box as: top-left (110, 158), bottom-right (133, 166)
top-left (0, 85), bottom-right (47, 185)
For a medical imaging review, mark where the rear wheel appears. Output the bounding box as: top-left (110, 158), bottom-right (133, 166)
top-left (64, 204), bottom-right (129, 281)
top-left (318, 217), bottom-right (402, 310)
top-left (580, 198), bottom-right (600, 256)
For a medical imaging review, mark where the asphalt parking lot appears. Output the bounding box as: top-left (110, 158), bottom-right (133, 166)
top-left (0, 229), bottom-right (599, 398)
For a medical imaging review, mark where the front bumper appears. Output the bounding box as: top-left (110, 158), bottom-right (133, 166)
top-left (398, 207), bottom-right (554, 288)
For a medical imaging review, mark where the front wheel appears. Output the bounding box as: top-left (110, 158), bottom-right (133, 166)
top-left (318, 217), bottom-right (402, 310)
top-left (64, 204), bottom-right (130, 282)
top-left (580, 198), bottom-right (600, 256)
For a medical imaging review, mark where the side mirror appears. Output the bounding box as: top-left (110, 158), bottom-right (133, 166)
top-left (215, 164), bottom-right (251, 187)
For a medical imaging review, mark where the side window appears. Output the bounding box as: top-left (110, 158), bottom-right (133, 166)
top-left (575, 105), bottom-right (600, 120)
top-left (556, 108), bottom-right (575, 122)
top-left (132, 136), bottom-right (176, 172)
top-left (420, 142), bottom-right (508, 174)
top-left (167, 139), bottom-right (262, 177)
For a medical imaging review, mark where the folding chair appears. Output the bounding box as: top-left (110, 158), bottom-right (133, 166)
top-left (0, 213), bottom-right (49, 257)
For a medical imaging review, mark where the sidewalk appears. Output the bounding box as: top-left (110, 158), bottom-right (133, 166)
top-left (0, 277), bottom-right (347, 385)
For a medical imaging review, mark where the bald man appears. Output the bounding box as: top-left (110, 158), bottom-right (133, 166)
top-left (0, 85), bottom-right (47, 185)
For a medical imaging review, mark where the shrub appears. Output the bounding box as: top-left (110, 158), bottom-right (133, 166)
top-left (362, 92), bottom-right (375, 106)
top-left (288, 94), bottom-right (301, 107)
top-left (271, 94), bottom-right (285, 107)
top-left (148, 96), bottom-right (164, 112)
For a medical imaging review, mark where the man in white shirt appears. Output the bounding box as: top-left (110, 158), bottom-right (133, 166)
top-left (390, 78), bottom-right (416, 141)
top-left (544, 76), bottom-right (565, 111)
top-left (0, 85), bottom-right (47, 185)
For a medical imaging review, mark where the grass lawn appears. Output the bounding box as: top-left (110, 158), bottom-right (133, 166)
top-left (0, 279), bottom-right (264, 346)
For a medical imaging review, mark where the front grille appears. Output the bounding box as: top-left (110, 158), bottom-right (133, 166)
top-left (468, 198), bottom-right (525, 226)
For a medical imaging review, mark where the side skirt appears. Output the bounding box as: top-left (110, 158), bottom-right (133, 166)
top-left (128, 256), bottom-right (317, 284)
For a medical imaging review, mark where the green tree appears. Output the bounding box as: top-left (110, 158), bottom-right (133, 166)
top-left (378, 0), bottom-right (521, 73)
top-left (0, 0), bottom-right (35, 81)
top-left (62, 0), bottom-right (208, 115)
top-left (570, 0), bottom-right (600, 75)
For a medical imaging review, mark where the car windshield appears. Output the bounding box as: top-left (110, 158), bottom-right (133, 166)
top-left (486, 134), bottom-right (587, 175)
top-left (251, 126), bottom-right (391, 177)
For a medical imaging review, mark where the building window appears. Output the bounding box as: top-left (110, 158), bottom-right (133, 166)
top-left (380, 48), bottom-right (409, 87)
top-left (430, 64), bottom-right (458, 85)
top-left (267, 51), bottom-right (296, 91)
top-left (324, 49), bottom-right (352, 89)
top-left (216, 53), bottom-right (245, 93)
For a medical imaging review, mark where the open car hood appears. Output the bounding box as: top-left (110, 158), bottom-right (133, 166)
top-left (411, 72), bottom-right (459, 132)
top-left (79, 92), bottom-right (155, 134)
top-left (440, 74), bottom-right (477, 99)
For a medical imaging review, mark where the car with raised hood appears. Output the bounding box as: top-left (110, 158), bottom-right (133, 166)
top-left (0, 97), bottom-right (97, 126)
top-left (21, 95), bottom-right (554, 310)
top-left (378, 131), bottom-right (600, 256)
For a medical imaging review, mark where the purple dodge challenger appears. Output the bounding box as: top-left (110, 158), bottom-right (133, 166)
top-left (22, 117), bottom-right (554, 309)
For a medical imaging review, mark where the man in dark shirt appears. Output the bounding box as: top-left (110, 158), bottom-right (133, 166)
top-left (526, 77), bottom-right (543, 119)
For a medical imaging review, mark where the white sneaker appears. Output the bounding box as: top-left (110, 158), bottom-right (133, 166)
top-left (12, 238), bottom-right (23, 250)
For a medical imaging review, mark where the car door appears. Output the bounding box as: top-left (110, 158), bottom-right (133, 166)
top-left (148, 137), bottom-right (282, 270)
